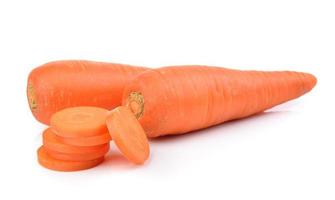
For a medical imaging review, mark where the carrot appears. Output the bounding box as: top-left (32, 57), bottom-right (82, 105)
top-left (37, 146), bottom-right (104, 171)
top-left (106, 106), bottom-right (150, 164)
top-left (50, 107), bottom-right (109, 137)
top-left (59, 132), bottom-right (111, 147)
top-left (44, 147), bottom-right (109, 162)
top-left (122, 66), bottom-right (317, 137)
top-left (27, 60), bottom-right (148, 125)
top-left (42, 128), bottom-right (110, 154)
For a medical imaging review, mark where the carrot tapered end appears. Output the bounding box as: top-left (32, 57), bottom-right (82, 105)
top-left (305, 73), bottom-right (317, 92)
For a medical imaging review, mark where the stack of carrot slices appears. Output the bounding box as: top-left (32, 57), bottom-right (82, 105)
top-left (37, 107), bottom-right (112, 171)
top-left (37, 106), bottom-right (150, 172)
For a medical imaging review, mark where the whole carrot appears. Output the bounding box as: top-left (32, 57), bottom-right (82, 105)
top-left (122, 66), bottom-right (317, 137)
top-left (27, 60), bottom-right (148, 125)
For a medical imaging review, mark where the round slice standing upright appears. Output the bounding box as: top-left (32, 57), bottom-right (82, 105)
top-left (106, 106), bottom-right (150, 164)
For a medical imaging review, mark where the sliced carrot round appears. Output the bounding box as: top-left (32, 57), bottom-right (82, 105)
top-left (59, 132), bottom-right (112, 147)
top-left (106, 106), bottom-right (150, 164)
top-left (50, 106), bottom-right (109, 137)
top-left (43, 128), bottom-right (110, 154)
top-left (37, 146), bottom-right (104, 171)
top-left (44, 147), bottom-right (109, 162)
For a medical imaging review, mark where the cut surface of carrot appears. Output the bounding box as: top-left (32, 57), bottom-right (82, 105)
top-left (106, 106), bottom-right (150, 164)
top-left (44, 147), bottom-right (109, 161)
top-left (59, 132), bottom-right (112, 147)
top-left (43, 128), bottom-right (110, 154)
top-left (37, 146), bottom-right (104, 171)
top-left (50, 106), bottom-right (109, 137)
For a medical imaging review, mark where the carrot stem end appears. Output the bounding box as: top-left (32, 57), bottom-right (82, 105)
top-left (125, 92), bottom-right (144, 119)
top-left (28, 83), bottom-right (37, 110)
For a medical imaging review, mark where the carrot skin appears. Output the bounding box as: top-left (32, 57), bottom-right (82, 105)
top-left (27, 60), bottom-right (148, 125)
top-left (122, 66), bottom-right (317, 137)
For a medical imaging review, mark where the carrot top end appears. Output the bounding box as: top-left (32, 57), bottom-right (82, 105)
top-left (28, 83), bottom-right (37, 110)
top-left (125, 92), bottom-right (144, 119)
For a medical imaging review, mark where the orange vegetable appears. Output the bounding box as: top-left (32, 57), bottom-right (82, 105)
top-left (106, 106), bottom-right (150, 164)
top-left (37, 146), bottom-right (104, 171)
top-left (50, 107), bottom-right (108, 137)
top-left (59, 132), bottom-right (111, 147)
top-left (44, 147), bottom-right (109, 162)
top-left (27, 60), bottom-right (148, 125)
top-left (122, 66), bottom-right (317, 137)
top-left (42, 128), bottom-right (110, 154)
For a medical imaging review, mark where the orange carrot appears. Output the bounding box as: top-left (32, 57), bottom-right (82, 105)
top-left (42, 128), bottom-right (110, 154)
top-left (59, 132), bottom-right (111, 147)
top-left (106, 106), bottom-right (150, 164)
top-left (122, 66), bottom-right (317, 137)
top-left (50, 107), bottom-right (109, 137)
top-left (44, 147), bottom-right (109, 162)
top-left (27, 60), bottom-right (148, 125)
top-left (37, 146), bottom-right (104, 171)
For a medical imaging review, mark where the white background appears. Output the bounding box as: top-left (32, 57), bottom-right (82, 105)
top-left (0, 0), bottom-right (334, 199)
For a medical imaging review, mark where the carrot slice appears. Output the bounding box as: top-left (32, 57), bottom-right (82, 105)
top-left (50, 106), bottom-right (108, 137)
top-left (59, 132), bottom-right (112, 147)
top-left (106, 106), bottom-right (150, 164)
top-left (43, 128), bottom-right (110, 154)
top-left (44, 147), bottom-right (109, 162)
top-left (37, 146), bottom-right (104, 171)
